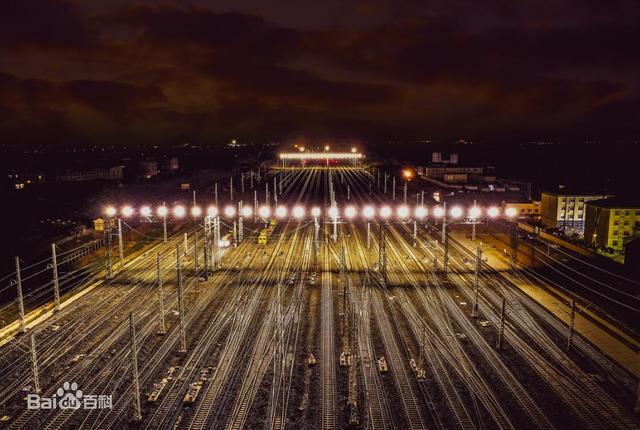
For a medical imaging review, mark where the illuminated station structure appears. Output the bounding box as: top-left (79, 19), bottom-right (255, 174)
top-left (278, 146), bottom-right (364, 167)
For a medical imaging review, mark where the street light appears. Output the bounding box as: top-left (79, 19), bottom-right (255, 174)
top-left (292, 206), bottom-right (305, 219)
top-left (397, 205), bottom-right (409, 219)
top-left (506, 207), bottom-right (518, 218)
top-left (173, 205), bottom-right (186, 218)
top-left (140, 206), bottom-right (152, 217)
top-left (311, 207), bottom-right (321, 218)
top-left (190, 206), bottom-right (202, 218)
top-left (363, 206), bottom-right (375, 219)
top-left (157, 206), bottom-right (168, 218)
top-left (241, 206), bottom-right (253, 218)
top-left (414, 206), bottom-right (427, 219)
top-left (450, 206), bottom-right (463, 219)
top-left (433, 206), bottom-right (445, 218)
top-left (259, 206), bottom-right (271, 219)
top-left (469, 206), bottom-right (482, 220)
top-left (488, 206), bottom-right (500, 218)
top-left (379, 206), bottom-right (392, 219)
top-left (224, 205), bottom-right (236, 218)
top-left (275, 205), bottom-right (287, 218)
top-left (105, 206), bottom-right (117, 217)
top-left (207, 206), bottom-right (219, 218)
top-left (344, 205), bottom-right (357, 219)
top-left (121, 206), bottom-right (134, 217)
top-left (328, 206), bottom-right (339, 219)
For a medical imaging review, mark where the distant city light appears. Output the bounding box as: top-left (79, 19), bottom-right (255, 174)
top-left (402, 169), bottom-right (413, 180)
top-left (351, 147), bottom-right (357, 153)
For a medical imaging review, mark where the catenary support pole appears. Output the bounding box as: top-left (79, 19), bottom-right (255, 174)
top-left (51, 243), bottom-right (60, 311)
top-left (16, 256), bottom-right (26, 333)
top-left (129, 312), bottom-right (142, 422)
top-left (156, 253), bottom-right (166, 335)
top-left (30, 334), bottom-right (40, 393)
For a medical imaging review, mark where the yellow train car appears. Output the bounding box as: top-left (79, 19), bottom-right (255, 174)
top-left (257, 231), bottom-right (268, 245)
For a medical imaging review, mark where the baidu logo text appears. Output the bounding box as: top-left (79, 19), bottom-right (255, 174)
top-left (27, 381), bottom-right (112, 410)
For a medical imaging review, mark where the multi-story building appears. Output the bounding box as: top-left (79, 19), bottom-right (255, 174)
top-left (56, 165), bottom-right (124, 182)
top-left (584, 198), bottom-right (640, 251)
top-left (540, 188), bottom-right (611, 235)
top-left (503, 200), bottom-right (541, 220)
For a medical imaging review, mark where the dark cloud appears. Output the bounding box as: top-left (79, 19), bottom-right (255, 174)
top-left (0, 0), bottom-right (639, 143)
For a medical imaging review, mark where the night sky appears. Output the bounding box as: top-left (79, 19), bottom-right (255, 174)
top-left (1, 0), bottom-right (639, 145)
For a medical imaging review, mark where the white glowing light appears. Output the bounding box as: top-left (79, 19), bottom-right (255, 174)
top-left (278, 152), bottom-right (362, 160)
top-left (344, 205), bottom-right (357, 219)
top-left (292, 206), bottom-right (305, 219)
top-left (506, 207), bottom-right (518, 218)
top-left (362, 206), bottom-right (375, 219)
top-left (140, 206), bottom-right (152, 217)
top-left (224, 206), bottom-right (236, 218)
top-left (157, 206), bottom-right (168, 217)
top-left (488, 207), bottom-right (500, 218)
top-left (311, 207), bottom-right (321, 217)
top-left (105, 206), bottom-right (117, 217)
top-left (173, 205), bottom-right (186, 218)
top-left (450, 206), bottom-right (463, 218)
top-left (207, 206), bottom-right (218, 217)
top-left (469, 206), bottom-right (481, 219)
top-left (379, 206), bottom-right (392, 218)
top-left (397, 205), bottom-right (409, 219)
top-left (259, 206), bottom-right (271, 218)
top-left (414, 206), bottom-right (427, 219)
top-left (218, 239), bottom-right (231, 248)
top-left (433, 206), bottom-right (445, 218)
top-left (328, 206), bottom-right (339, 219)
top-left (241, 206), bottom-right (253, 218)
top-left (121, 206), bottom-right (134, 217)
top-left (191, 206), bottom-right (202, 217)
top-left (275, 205), bottom-right (288, 218)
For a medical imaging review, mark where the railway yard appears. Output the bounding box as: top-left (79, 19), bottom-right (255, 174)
top-left (0, 166), bottom-right (638, 429)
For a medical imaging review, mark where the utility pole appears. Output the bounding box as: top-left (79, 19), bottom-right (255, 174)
top-left (162, 202), bottom-right (168, 242)
top-left (441, 202), bottom-right (447, 244)
top-left (183, 233), bottom-right (188, 257)
top-left (471, 200), bottom-right (477, 241)
top-left (230, 177), bottom-right (234, 202)
top-left (377, 170), bottom-right (380, 188)
top-left (238, 215), bottom-right (244, 243)
top-left (177, 245), bottom-right (186, 353)
top-left (471, 246), bottom-right (482, 318)
top-left (403, 181), bottom-right (407, 204)
top-left (203, 239), bottom-right (210, 281)
top-left (510, 222), bottom-right (518, 273)
top-left (567, 300), bottom-right (576, 351)
top-left (384, 173), bottom-right (388, 194)
top-left (15, 257), bottom-right (26, 333)
top-left (194, 232), bottom-right (200, 293)
top-left (241, 171), bottom-right (245, 194)
top-left (233, 221), bottom-right (238, 246)
top-left (156, 253), bottom-right (166, 335)
top-left (266, 183), bottom-right (270, 206)
top-left (443, 227), bottom-right (449, 276)
top-left (118, 218), bottom-right (124, 269)
top-left (392, 177), bottom-right (396, 200)
top-left (106, 221), bottom-right (113, 279)
top-left (129, 312), bottom-right (142, 422)
top-left (412, 220), bottom-right (417, 245)
top-left (214, 182), bottom-right (218, 207)
top-left (421, 190), bottom-right (424, 206)
top-left (496, 298), bottom-right (506, 349)
top-left (366, 222), bottom-right (371, 250)
top-left (51, 243), bottom-right (61, 311)
top-left (254, 190), bottom-right (258, 223)
top-left (30, 334), bottom-right (40, 393)
top-left (347, 185), bottom-right (350, 200)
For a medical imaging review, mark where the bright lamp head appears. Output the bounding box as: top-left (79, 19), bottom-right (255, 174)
top-left (105, 206), bottom-right (117, 217)
top-left (397, 205), bottom-right (409, 219)
top-left (207, 206), bottom-right (218, 217)
top-left (292, 206), bottom-right (305, 219)
top-left (258, 206), bottom-right (271, 218)
top-left (121, 206), bottom-right (134, 217)
top-left (191, 206), bottom-right (202, 217)
top-left (311, 207), bottom-right (321, 217)
top-left (241, 206), bottom-right (253, 218)
top-left (433, 206), bottom-right (444, 218)
top-left (275, 205), bottom-right (287, 218)
top-left (450, 206), bottom-right (463, 218)
top-left (224, 205), bottom-right (236, 218)
top-left (363, 206), bottom-right (375, 219)
top-left (328, 206), bottom-right (339, 219)
top-left (379, 206), bottom-right (392, 219)
top-left (488, 207), bottom-right (500, 218)
top-left (140, 206), bottom-right (152, 217)
top-left (506, 207), bottom-right (517, 218)
top-left (173, 205), bottom-right (186, 218)
top-left (344, 206), bottom-right (357, 219)
top-left (469, 206), bottom-right (481, 219)
top-left (157, 206), bottom-right (168, 217)
top-left (414, 206), bottom-right (427, 219)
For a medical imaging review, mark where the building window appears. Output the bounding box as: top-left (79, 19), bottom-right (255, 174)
top-left (614, 221), bottom-right (619, 226)
top-left (624, 211), bottom-right (630, 216)
top-left (612, 240), bottom-right (618, 247)
top-left (613, 231), bottom-right (618, 236)
top-left (614, 210), bottom-right (620, 216)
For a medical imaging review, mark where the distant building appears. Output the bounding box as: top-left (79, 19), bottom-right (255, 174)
top-left (139, 158), bottom-right (158, 178)
top-left (56, 166), bottom-right (124, 183)
top-left (540, 188), bottom-right (611, 235)
top-left (160, 157), bottom-right (179, 174)
top-left (443, 173), bottom-right (468, 184)
top-left (418, 166), bottom-right (484, 178)
top-left (584, 198), bottom-right (640, 251)
top-left (504, 200), bottom-right (541, 219)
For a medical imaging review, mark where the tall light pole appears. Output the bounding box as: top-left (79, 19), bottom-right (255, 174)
top-left (51, 243), bottom-right (61, 312)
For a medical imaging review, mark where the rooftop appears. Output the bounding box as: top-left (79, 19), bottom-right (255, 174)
top-left (587, 198), bottom-right (640, 209)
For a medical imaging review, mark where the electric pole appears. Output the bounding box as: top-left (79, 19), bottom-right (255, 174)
top-left (156, 253), bottom-right (166, 335)
top-left (496, 298), bottom-right (506, 349)
top-left (15, 256), bottom-right (26, 333)
top-left (30, 334), bottom-right (40, 393)
top-left (567, 300), bottom-right (576, 351)
top-left (129, 312), bottom-right (142, 422)
top-left (177, 245), bottom-right (186, 353)
top-left (471, 246), bottom-right (481, 318)
top-left (118, 218), bottom-right (124, 269)
top-left (51, 243), bottom-right (60, 311)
